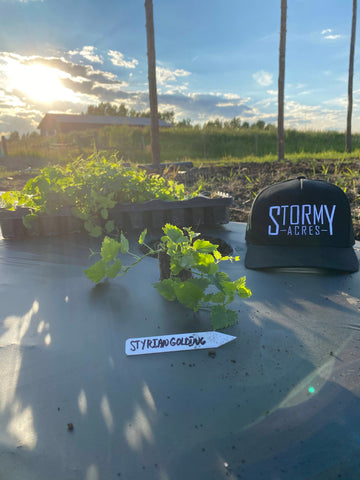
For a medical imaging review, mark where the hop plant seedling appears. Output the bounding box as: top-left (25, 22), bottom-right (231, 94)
top-left (84, 224), bottom-right (252, 330)
top-left (1, 154), bottom-right (200, 237)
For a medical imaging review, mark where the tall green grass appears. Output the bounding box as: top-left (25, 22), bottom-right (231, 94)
top-left (5, 125), bottom-right (360, 165)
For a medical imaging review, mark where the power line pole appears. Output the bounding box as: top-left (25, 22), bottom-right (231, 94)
top-left (145, 0), bottom-right (161, 166)
top-left (346, 0), bottom-right (357, 153)
top-left (278, 0), bottom-right (287, 161)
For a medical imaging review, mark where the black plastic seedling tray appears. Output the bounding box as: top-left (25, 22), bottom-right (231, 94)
top-left (0, 195), bottom-right (233, 238)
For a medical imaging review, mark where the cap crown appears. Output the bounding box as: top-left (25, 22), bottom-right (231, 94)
top-left (246, 177), bottom-right (355, 248)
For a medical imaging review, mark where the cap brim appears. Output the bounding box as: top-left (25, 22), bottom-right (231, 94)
top-left (245, 245), bottom-right (359, 273)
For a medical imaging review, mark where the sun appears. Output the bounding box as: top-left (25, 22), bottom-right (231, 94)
top-left (9, 63), bottom-right (75, 103)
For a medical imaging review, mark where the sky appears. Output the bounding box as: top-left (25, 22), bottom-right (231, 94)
top-left (0, 0), bottom-right (359, 136)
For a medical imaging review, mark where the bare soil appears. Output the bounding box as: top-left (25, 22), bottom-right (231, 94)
top-left (175, 159), bottom-right (360, 241)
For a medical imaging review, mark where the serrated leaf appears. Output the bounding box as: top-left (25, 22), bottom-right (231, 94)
top-left (220, 280), bottom-right (236, 294)
top-left (100, 208), bottom-right (108, 219)
top-left (89, 225), bottom-right (103, 237)
top-left (120, 232), bottom-right (129, 253)
top-left (105, 258), bottom-right (123, 279)
top-left (215, 271), bottom-right (230, 282)
top-left (234, 277), bottom-right (252, 298)
top-left (173, 280), bottom-right (204, 311)
top-left (193, 239), bottom-right (218, 253)
top-left (101, 236), bottom-right (120, 262)
top-left (188, 277), bottom-right (211, 290)
top-left (177, 253), bottom-right (195, 269)
top-left (204, 291), bottom-right (226, 304)
top-left (84, 259), bottom-right (107, 283)
top-left (138, 229), bottom-right (147, 245)
top-left (105, 220), bottom-right (115, 234)
top-left (213, 250), bottom-right (222, 261)
top-left (210, 305), bottom-right (237, 330)
top-left (71, 207), bottom-right (88, 220)
top-left (84, 219), bottom-right (96, 232)
top-left (197, 252), bottom-right (215, 266)
top-left (196, 253), bottom-right (219, 274)
top-left (153, 279), bottom-right (177, 301)
top-left (162, 224), bottom-right (186, 243)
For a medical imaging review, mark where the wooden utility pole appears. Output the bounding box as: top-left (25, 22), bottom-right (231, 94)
top-left (346, 0), bottom-right (357, 153)
top-left (145, 0), bottom-right (161, 166)
top-left (278, 0), bottom-right (287, 161)
top-left (1, 136), bottom-right (8, 157)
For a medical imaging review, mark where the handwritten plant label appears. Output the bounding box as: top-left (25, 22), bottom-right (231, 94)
top-left (125, 331), bottom-right (236, 356)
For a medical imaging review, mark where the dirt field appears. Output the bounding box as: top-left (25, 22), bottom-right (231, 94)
top-left (175, 159), bottom-right (360, 241)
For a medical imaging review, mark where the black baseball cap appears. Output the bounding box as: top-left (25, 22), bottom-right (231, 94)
top-left (245, 177), bottom-right (359, 272)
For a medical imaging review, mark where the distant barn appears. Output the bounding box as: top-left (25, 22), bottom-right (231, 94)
top-left (37, 113), bottom-right (172, 136)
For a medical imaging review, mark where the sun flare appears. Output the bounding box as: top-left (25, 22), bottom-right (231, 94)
top-left (9, 63), bottom-right (75, 103)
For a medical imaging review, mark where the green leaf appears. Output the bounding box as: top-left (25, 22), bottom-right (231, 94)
top-left (210, 305), bottom-right (238, 330)
top-left (84, 259), bottom-right (107, 283)
top-left (162, 224), bottom-right (186, 243)
top-left (218, 280), bottom-right (236, 304)
top-left (106, 258), bottom-right (123, 279)
top-left (204, 291), bottom-right (226, 304)
top-left (153, 279), bottom-right (177, 301)
top-left (120, 232), bottom-right (129, 254)
top-left (84, 219), bottom-right (99, 235)
top-left (138, 229), bottom-right (147, 245)
top-left (195, 253), bottom-right (219, 274)
top-left (101, 236), bottom-right (120, 262)
top-left (234, 277), bottom-right (252, 298)
top-left (188, 277), bottom-right (211, 290)
top-left (105, 220), bottom-right (115, 234)
top-left (177, 253), bottom-right (196, 269)
top-left (213, 250), bottom-right (222, 261)
top-left (173, 280), bottom-right (204, 311)
top-left (101, 208), bottom-right (108, 219)
top-left (89, 225), bottom-right (103, 237)
top-left (215, 271), bottom-right (230, 282)
top-left (193, 239), bottom-right (218, 253)
top-left (71, 207), bottom-right (88, 220)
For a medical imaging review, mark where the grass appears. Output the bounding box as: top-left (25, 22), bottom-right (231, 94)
top-left (5, 125), bottom-right (360, 165)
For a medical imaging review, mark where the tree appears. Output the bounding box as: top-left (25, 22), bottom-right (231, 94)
top-left (177, 118), bottom-right (193, 127)
top-left (224, 117), bottom-right (242, 129)
top-left (346, 0), bottom-right (357, 153)
top-left (278, 0), bottom-right (287, 160)
top-left (145, 0), bottom-right (161, 166)
top-left (204, 119), bottom-right (223, 129)
top-left (86, 102), bottom-right (127, 116)
top-left (159, 110), bottom-right (175, 124)
top-left (254, 120), bottom-right (266, 130)
top-left (9, 131), bottom-right (20, 141)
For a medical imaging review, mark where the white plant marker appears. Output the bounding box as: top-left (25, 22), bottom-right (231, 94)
top-left (125, 331), bottom-right (236, 356)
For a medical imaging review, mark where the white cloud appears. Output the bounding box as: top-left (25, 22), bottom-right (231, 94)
top-left (325, 34), bottom-right (341, 40)
top-left (156, 66), bottom-right (191, 85)
top-left (216, 102), bottom-right (235, 107)
top-left (108, 50), bottom-right (138, 69)
top-left (323, 96), bottom-right (347, 108)
top-left (68, 46), bottom-right (103, 64)
top-left (223, 93), bottom-right (241, 100)
top-left (321, 29), bottom-right (341, 40)
top-left (253, 70), bottom-right (273, 87)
